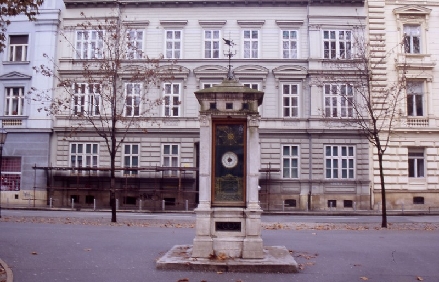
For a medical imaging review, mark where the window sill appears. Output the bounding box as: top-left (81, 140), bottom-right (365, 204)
top-left (408, 177), bottom-right (425, 182)
top-left (397, 53), bottom-right (435, 69)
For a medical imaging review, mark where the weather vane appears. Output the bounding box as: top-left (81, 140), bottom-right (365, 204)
top-left (223, 35), bottom-right (236, 80)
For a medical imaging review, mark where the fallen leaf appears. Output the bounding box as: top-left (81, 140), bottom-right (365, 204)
top-left (84, 248), bottom-right (92, 251)
top-left (360, 277), bottom-right (368, 281)
top-left (417, 277), bottom-right (424, 281)
top-left (177, 278), bottom-right (189, 282)
top-left (31, 251), bottom-right (38, 255)
top-left (217, 271), bottom-right (223, 274)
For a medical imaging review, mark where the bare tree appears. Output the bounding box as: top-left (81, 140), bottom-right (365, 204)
top-left (0, 0), bottom-right (44, 52)
top-left (33, 10), bottom-right (174, 222)
top-left (318, 28), bottom-right (408, 228)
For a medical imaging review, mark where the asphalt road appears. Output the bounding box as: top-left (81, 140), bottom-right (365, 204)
top-left (1, 211), bottom-right (439, 282)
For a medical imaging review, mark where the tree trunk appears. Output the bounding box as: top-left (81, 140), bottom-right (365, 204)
top-left (110, 129), bottom-right (117, 223)
top-left (378, 151), bottom-right (387, 228)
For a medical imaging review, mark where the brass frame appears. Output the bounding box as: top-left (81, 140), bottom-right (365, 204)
top-left (211, 119), bottom-right (247, 207)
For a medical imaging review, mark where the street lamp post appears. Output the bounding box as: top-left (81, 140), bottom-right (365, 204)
top-left (0, 128), bottom-right (8, 218)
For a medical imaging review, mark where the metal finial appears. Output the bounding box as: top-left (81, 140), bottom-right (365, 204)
top-left (223, 35), bottom-right (236, 80)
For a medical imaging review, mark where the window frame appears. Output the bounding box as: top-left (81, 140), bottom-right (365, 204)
top-left (325, 145), bottom-right (356, 179)
top-left (281, 30), bottom-right (298, 59)
top-left (4, 86), bottom-right (25, 116)
top-left (282, 83), bottom-right (300, 118)
top-left (403, 25), bottom-right (421, 54)
top-left (203, 29), bottom-right (221, 59)
top-left (0, 157), bottom-right (21, 191)
top-left (162, 144), bottom-right (179, 177)
top-left (125, 82), bottom-right (141, 117)
top-left (164, 29), bottom-right (182, 59)
top-left (126, 29), bottom-right (144, 59)
top-left (323, 30), bottom-right (352, 59)
top-left (163, 82), bottom-right (181, 117)
top-left (75, 30), bottom-right (104, 59)
top-left (123, 144), bottom-right (139, 176)
top-left (324, 83), bottom-right (354, 118)
top-left (242, 29), bottom-right (259, 59)
top-left (72, 83), bottom-right (101, 116)
top-left (408, 149), bottom-right (425, 178)
top-left (406, 81), bottom-right (424, 117)
top-left (282, 145), bottom-right (299, 179)
top-left (69, 143), bottom-right (99, 175)
top-left (8, 34), bottom-right (29, 62)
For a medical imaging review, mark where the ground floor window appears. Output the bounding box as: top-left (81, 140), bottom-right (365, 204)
top-left (408, 149), bottom-right (425, 178)
top-left (1, 157), bottom-right (21, 191)
top-left (325, 145), bottom-right (355, 179)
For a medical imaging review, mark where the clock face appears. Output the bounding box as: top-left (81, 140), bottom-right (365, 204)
top-left (221, 151), bottom-right (238, 168)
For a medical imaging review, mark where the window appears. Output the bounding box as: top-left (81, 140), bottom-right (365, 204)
top-left (243, 83), bottom-right (261, 112)
top-left (4, 87), bottom-right (24, 116)
top-left (163, 83), bottom-right (181, 117)
top-left (9, 35), bottom-right (28, 61)
top-left (282, 83), bottom-right (299, 117)
top-left (243, 30), bottom-right (259, 58)
top-left (243, 83), bottom-right (259, 90)
top-left (70, 143), bottom-right (99, 175)
top-left (1, 157), bottom-right (21, 191)
top-left (75, 30), bottom-right (104, 59)
top-left (325, 145), bottom-right (355, 179)
top-left (323, 30), bottom-right (352, 59)
top-left (85, 195), bottom-right (95, 204)
top-left (413, 197), bottom-right (424, 204)
top-left (202, 83), bottom-right (218, 89)
top-left (284, 199), bottom-right (297, 207)
top-left (403, 25), bottom-right (421, 54)
top-left (162, 144), bottom-right (179, 177)
top-left (281, 30), bottom-right (298, 59)
top-left (408, 149), bottom-right (424, 178)
top-left (124, 196), bottom-right (137, 205)
top-left (72, 83), bottom-right (101, 116)
top-left (204, 30), bottom-right (220, 59)
top-left (324, 84), bottom-right (353, 118)
top-left (165, 30), bottom-right (182, 59)
top-left (407, 82), bottom-right (423, 116)
top-left (344, 200), bottom-right (353, 208)
top-left (125, 83), bottom-right (141, 117)
top-left (126, 29), bottom-right (144, 59)
top-left (328, 200), bottom-right (337, 208)
top-left (282, 145), bottom-right (299, 178)
top-left (123, 144), bottom-right (139, 176)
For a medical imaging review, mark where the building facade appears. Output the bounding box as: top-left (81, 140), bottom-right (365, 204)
top-left (0, 0), bottom-right (62, 207)
top-left (41, 0), bottom-right (371, 211)
top-left (368, 0), bottom-right (439, 211)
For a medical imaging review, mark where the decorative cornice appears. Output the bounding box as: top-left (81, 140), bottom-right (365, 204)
top-left (0, 71), bottom-right (32, 81)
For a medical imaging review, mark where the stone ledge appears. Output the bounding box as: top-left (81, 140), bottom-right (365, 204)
top-left (156, 245), bottom-right (298, 273)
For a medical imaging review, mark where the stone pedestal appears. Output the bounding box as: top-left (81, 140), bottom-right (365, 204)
top-left (193, 206), bottom-right (263, 259)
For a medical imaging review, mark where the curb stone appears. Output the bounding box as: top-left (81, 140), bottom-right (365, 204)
top-left (0, 258), bottom-right (13, 282)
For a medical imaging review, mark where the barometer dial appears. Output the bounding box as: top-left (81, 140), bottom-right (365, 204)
top-left (221, 151), bottom-right (238, 168)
